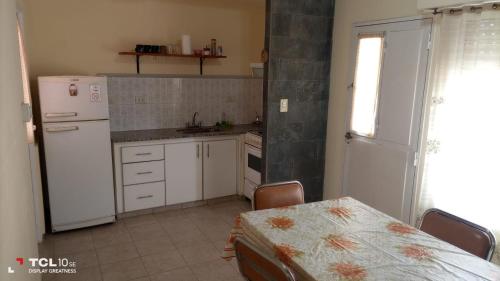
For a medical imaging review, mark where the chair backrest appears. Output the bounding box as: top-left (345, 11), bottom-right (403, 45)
top-left (234, 238), bottom-right (296, 281)
top-left (253, 181), bottom-right (305, 211)
top-left (420, 208), bottom-right (496, 261)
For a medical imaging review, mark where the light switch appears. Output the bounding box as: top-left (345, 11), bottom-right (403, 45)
top-left (280, 99), bottom-right (288, 113)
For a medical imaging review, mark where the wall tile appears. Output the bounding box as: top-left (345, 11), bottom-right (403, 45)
top-left (264, 0), bottom-right (334, 202)
top-left (108, 77), bottom-right (263, 132)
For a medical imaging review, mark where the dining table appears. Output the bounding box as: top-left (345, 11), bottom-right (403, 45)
top-left (223, 197), bottom-right (500, 281)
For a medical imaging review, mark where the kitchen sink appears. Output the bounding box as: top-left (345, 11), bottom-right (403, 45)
top-left (176, 126), bottom-right (220, 134)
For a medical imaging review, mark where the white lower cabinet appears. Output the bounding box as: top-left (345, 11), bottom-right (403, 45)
top-left (203, 139), bottom-right (237, 200)
top-left (115, 136), bottom-right (239, 213)
top-left (165, 141), bottom-right (203, 205)
top-left (124, 182), bottom-right (165, 212)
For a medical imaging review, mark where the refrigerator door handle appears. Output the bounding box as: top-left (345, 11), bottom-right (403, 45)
top-left (46, 126), bottom-right (79, 133)
top-left (45, 112), bottom-right (78, 118)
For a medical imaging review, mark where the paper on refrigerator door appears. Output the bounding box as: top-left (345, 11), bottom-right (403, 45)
top-left (89, 84), bottom-right (102, 103)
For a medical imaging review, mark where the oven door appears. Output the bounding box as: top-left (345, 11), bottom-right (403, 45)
top-left (245, 144), bottom-right (261, 185)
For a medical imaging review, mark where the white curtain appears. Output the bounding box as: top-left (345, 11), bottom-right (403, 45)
top-left (417, 5), bottom-right (500, 265)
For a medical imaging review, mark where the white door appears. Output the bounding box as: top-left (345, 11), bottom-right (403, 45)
top-left (165, 141), bottom-right (203, 205)
top-left (203, 139), bottom-right (237, 200)
top-left (343, 18), bottom-right (432, 223)
top-left (43, 120), bottom-right (115, 229)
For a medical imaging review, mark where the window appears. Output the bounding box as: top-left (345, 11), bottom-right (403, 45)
top-left (350, 34), bottom-right (385, 137)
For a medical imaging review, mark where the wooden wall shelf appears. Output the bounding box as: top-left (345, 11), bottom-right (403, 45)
top-left (118, 52), bottom-right (227, 75)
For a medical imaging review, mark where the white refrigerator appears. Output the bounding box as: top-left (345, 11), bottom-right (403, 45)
top-left (39, 76), bottom-right (115, 232)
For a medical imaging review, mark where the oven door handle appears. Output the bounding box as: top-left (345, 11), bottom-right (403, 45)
top-left (245, 144), bottom-right (262, 157)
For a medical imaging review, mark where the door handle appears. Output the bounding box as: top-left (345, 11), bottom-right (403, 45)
top-left (345, 132), bottom-right (353, 143)
top-left (135, 152), bottom-right (152, 156)
top-left (45, 112), bottom-right (78, 118)
top-left (197, 144), bottom-right (200, 159)
top-left (136, 171), bottom-right (153, 175)
top-left (207, 144), bottom-right (210, 158)
top-left (137, 195), bottom-right (153, 200)
top-left (46, 126), bottom-right (79, 133)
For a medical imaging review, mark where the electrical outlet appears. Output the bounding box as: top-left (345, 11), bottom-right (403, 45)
top-left (280, 99), bottom-right (288, 113)
top-left (135, 96), bottom-right (146, 104)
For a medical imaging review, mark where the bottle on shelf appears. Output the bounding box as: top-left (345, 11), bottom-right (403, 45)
top-left (210, 39), bottom-right (217, 56)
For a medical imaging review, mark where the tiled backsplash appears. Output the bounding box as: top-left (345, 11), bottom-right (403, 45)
top-left (107, 76), bottom-right (263, 132)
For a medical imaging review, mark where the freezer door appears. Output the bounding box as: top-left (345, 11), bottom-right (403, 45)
top-left (43, 120), bottom-right (115, 228)
top-left (39, 76), bottom-right (109, 123)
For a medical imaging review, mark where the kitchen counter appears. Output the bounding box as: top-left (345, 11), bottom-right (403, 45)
top-left (111, 124), bottom-right (262, 143)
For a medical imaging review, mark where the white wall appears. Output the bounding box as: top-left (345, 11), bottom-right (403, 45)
top-left (324, 0), bottom-right (420, 199)
top-left (0, 0), bottom-right (40, 280)
top-left (23, 0), bottom-right (265, 78)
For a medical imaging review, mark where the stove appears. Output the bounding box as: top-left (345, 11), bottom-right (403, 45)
top-left (244, 131), bottom-right (262, 200)
top-left (245, 131), bottom-right (262, 149)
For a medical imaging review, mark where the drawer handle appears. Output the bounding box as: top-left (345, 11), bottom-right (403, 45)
top-left (137, 195), bottom-right (153, 200)
top-left (45, 112), bottom-right (77, 118)
top-left (135, 153), bottom-right (152, 156)
top-left (46, 126), bottom-right (79, 133)
top-left (136, 171), bottom-right (153, 175)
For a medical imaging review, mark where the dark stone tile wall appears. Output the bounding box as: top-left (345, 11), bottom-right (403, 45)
top-left (263, 0), bottom-right (334, 202)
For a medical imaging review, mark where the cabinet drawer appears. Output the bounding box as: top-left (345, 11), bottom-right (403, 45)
top-left (124, 182), bottom-right (165, 212)
top-left (123, 160), bottom-right (165, 186)
top-left (122, 145), bottom-right (164, 163)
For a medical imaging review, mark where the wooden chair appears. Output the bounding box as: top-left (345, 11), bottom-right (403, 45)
top-left (253, 181), bottom-right (305, 211)
top-left (234, 238), bottom-right (296, 281)
top-left (420, 208), bottom-right (496, 261)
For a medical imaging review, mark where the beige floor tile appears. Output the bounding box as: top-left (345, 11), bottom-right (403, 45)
top-left (178, 242), bottom-right (220, 266)
top-left (130, 278), bottom-right (150, 281)
top-left (195, 218), bottom-right (232, 243)
top-left (93, 230), bottom-right (133, 249)
top-left (134, 236), bottom-right (176, 256)
top-left (153, 208), bottom-right (185, 219)
top-left (38, 240), bottom-right (55, 259)
top-left (96, 242), bottom-right (139, 265)
top-left (53, 265), bottom-right (102, 281)
top-left (141, 249), bottom-right (186, 275)
top-left (50, 228), bottom-right (93, 241)
top-left (42, 273), bottom-right (56, 281)
top-left (91, 222), bottom-right (132, 248)
top-left (183, 207), bottom-right (220, 221)
top-left (128, 222), bottom-right (167, 241)
top-left (100, 257), bottom-right (147, 281)
top-left (192, 217), bottom-right (230, 228)
top-left (212, 240), bottom-right (228, 253)
top-left (57, 250), bottom-right (99, 270)
top-left (53, 235), bottom-right (94, 256)
top-left (167, 228), bottom-right (210, 248)
top-left (211, 207), bottom-right (244, 226)
top-left (149, 267), bottom-right (198, 281)
top-left (189, 259), bottom-right (243, 281)
top-left (160, 218), bottom-right (199, 235)
top-left (123, 214), bottom-right (158, 228)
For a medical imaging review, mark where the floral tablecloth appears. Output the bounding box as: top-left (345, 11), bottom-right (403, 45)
top-left (224, 197), bottom-right (500, 281)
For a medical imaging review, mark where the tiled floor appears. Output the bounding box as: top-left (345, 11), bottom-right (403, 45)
top-left (39, 198), bottom-right (251, 281)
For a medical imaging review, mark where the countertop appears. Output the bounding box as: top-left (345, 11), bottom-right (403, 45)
top-left (111, 124), bottom-right (262, 143)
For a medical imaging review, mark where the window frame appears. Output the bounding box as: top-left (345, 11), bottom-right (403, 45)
top-left (349, 32), bottom-right (386, 139)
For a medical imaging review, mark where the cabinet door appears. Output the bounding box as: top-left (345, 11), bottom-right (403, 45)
top-left (165, 142), bottom-right (203, 205)
top-left (203, 139), bottom-right (237, 200)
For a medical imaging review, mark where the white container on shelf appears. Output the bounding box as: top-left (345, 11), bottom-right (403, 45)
top-left (182, 35), bottom-right (192, 55)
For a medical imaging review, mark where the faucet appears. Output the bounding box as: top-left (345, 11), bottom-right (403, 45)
top-left (191, 112), bottom-right (199, 127)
